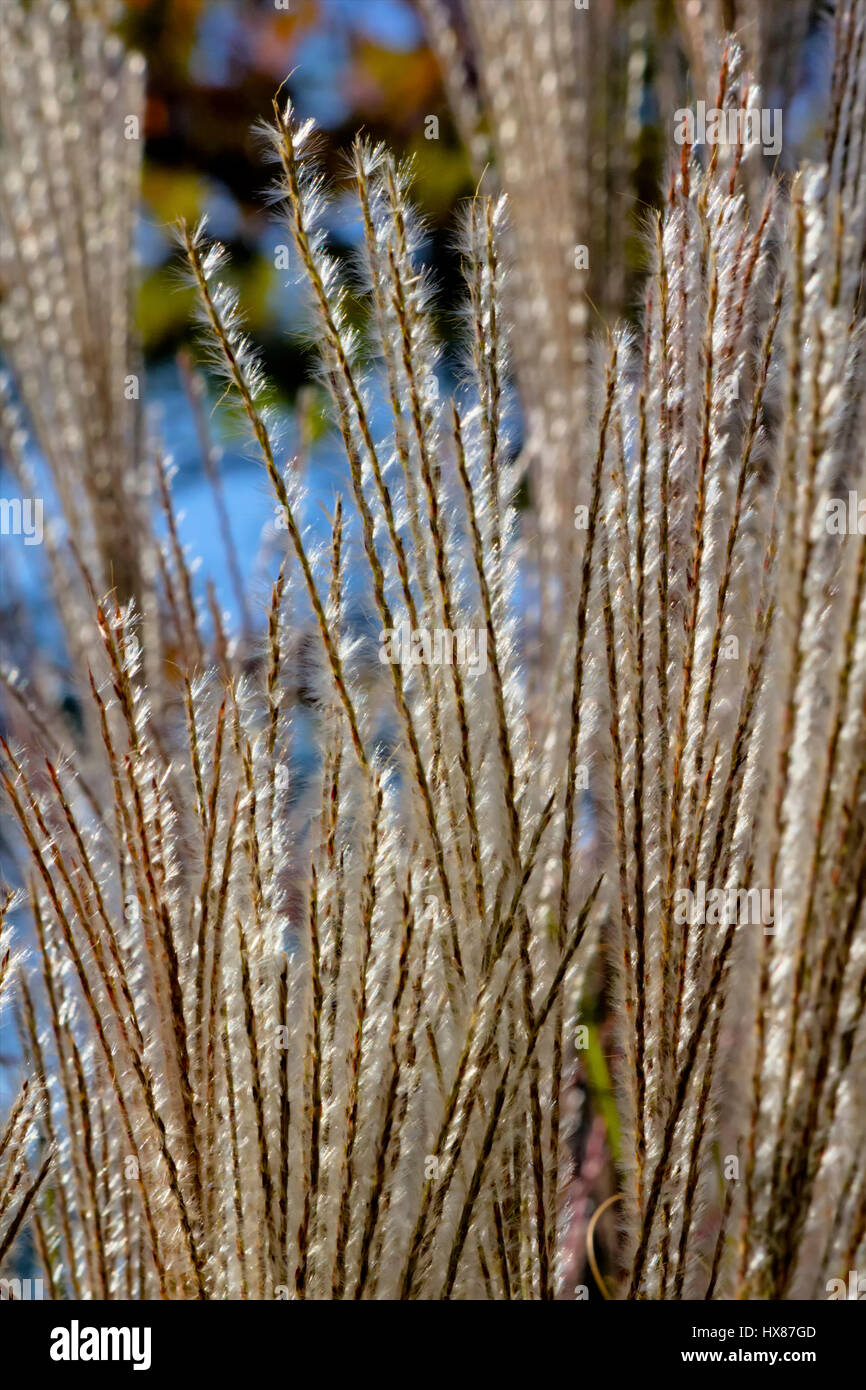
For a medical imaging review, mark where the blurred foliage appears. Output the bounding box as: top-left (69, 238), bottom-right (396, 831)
top-left (121, 0), bottom-right (474, 393)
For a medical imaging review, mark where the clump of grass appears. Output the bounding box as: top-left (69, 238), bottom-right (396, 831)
top-left (600, 26), bottom-right (866, 1297)
top-left (1, 0), bottom-right (865, 1301)
top-left (0, 60), bottom-right (600, 1297)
